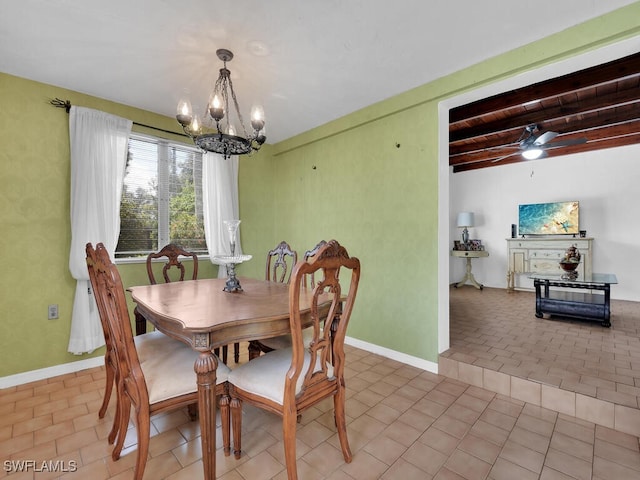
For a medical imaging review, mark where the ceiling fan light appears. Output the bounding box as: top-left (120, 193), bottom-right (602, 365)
top-left (522, 148), bottom-right (543, 160)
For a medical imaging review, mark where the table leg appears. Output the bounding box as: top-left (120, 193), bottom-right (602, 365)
top-left (455, 258), bottom-right (483, 290)
top-left (194, 351), bottom-right (218, 480)
top-left (134, 306), bottom-right (147, 335)
top-left (534, 280), bottom-right (543, 318)
top-left (603, 284), bottom-right (612, 327)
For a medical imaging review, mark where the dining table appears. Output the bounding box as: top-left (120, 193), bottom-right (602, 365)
top-left (127, 276), bottom-right (319, 480)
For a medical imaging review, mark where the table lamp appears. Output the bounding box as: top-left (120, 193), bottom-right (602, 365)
top-left (457, 212), bottom-right (474, 248)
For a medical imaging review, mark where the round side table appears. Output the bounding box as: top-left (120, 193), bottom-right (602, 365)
top-left (451, 250), bottom-right (489, 290)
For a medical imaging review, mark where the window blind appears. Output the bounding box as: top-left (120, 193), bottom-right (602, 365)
top-left (116, 134), bottom-right (206, 258)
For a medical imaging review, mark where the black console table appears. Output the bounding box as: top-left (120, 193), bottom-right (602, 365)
top-left (530, 273), bottom-right (618, 327)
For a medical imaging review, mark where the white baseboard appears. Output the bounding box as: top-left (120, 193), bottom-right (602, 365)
top-left (345, 336), bottom-right (439, 374)
top-left (1, 339), bottom-right (439, 389)
top-left (0, 356), bottom-right (104, 389)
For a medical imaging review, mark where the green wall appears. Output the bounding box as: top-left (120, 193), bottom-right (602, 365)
top-left (0, 75), bottom-right (218, 377)
top-left (1, 3), bottom-right (639, 378)
top-left (239, 105), bottom-right (440, 357)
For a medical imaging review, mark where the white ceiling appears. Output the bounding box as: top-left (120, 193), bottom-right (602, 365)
top-left (1, 0), bottom-right (636, 144)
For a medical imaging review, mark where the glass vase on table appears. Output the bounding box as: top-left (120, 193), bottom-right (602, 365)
top-left (214, 220), bottom-right (252, 292)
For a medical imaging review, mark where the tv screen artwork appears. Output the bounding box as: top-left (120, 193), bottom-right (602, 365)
top-left (518, 201), bottom-right (579, 236)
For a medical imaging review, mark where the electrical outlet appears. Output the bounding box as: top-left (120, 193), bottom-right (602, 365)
top-left (48, 304), bottom-right (59, 320)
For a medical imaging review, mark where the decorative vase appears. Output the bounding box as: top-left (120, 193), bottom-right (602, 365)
top-left (220, 220), bottom-right (245, 292)
top-left (223, 219), bottom-right (241, 256)
top-left (559, 245), bottom-right (581, 280)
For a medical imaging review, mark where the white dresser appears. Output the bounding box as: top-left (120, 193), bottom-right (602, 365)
top-left (506, 237), bottom-right (593, 291)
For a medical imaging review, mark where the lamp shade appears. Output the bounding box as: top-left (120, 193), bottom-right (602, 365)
top-left (456, 212), bottom-right (475, 228)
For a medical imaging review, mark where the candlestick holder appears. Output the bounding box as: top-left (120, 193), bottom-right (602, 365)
top-left (213, 254), bottom-right (252, 292)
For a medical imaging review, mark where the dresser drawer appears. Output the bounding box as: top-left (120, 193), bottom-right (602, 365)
top-left (507, 238), bottom-right (591, 250)
top-left (530, 249), bottom-right (564, 260)
top-left (530, 258), bottom-right (586, 276)
top-left (530, 259), bottom-right (563, 274)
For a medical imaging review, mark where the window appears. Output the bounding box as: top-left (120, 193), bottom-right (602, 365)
top-left (116, 133), bottom-right (207, 259)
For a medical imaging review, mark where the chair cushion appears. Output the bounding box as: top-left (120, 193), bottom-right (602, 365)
top-left (227, 347), bottom-right (334, 405)
top-left (258, 334), bottom-right (292, 350)
top-left (135, 330), bottom-right (230, 404)
top-left (258, 328), bottom-right (315, 350)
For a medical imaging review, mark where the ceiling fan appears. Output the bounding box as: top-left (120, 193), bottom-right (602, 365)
top-left (492, 124), bottom-right (587, 163)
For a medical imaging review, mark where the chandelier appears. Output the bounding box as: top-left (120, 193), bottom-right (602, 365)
top-left (176, 49), bottom-right (266, 159)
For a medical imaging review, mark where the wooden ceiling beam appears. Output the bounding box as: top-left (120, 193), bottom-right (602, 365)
top-left (449, 86), bottom-right (640, 143)
top-left (449, 52), bottom-right (640, 123)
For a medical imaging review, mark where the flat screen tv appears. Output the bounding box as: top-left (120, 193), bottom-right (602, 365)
top-left (518, 201), bottom-right (579, 236)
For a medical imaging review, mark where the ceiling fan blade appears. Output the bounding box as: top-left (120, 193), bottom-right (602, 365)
top-left (541, 137), bottom-right (587, 149)
top-left (491, 151), bottom-right (521, 163)
top-left (534, 131), bottom-right (559, 145)
top-left (486, 143), bottom-right (520, 151)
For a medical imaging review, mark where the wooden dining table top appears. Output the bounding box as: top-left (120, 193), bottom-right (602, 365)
top-left (128, 276), bottom-right (322, 350)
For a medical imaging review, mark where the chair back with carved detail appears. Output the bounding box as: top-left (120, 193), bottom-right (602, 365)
top-left (302, 239), bottom-right (326, 288)
top-left (228, 240), bottom-right (360, 479)
top-left (146, 244), bottom-right (199, 285)
top-left (265, 241), bottom-right (298, 284)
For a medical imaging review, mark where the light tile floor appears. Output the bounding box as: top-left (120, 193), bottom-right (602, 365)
top-left (443, 286), bottom-right (640, 413)
top-left (2, 337), bottom-right (640, 479)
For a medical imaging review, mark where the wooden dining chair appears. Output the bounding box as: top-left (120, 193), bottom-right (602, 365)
top-left (248, 241), bottom-right (298, 360)
top-left (248, 241), bottom-right (328, 360)
top-left (86, 242), bottom-right (233, 480)
top-left (90, 242), bottom-right (206, 448)
top-left (134, 244), bottom-right (199, 335)
top-left (145, 243), bottom-right (199, 284)
top-left (95, 244), bottom-right (210, 445)
top-left (265, 240), bottom-right (298, 283)
top-left (228, 240), bottom-right (361, 479)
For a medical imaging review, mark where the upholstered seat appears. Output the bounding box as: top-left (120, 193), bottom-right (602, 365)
top-left (228, 347), bottom-right (332, 404)
top-left (135, 330), bottom-right (231, 404)
top-left (256, 326), bottom-right (315, 351)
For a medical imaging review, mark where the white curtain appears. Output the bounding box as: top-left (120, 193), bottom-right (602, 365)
top-left (202, 153), bottom-right (242, 277)
top-left (68, 107), bottom-right (132, 354)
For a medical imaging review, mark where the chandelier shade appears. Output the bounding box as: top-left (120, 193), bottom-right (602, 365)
top-left (176, 49), bottom-right (266, 159)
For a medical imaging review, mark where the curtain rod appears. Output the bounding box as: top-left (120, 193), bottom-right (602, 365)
top-left (49, 98), bottom-right (188, 138)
